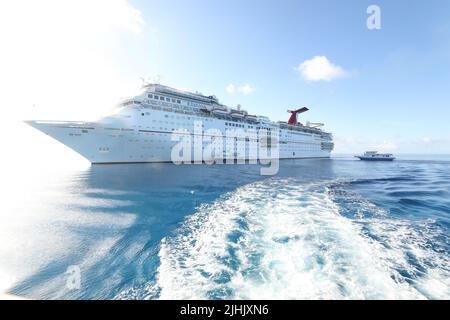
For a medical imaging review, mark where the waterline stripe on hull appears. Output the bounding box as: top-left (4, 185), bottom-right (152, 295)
top-left (91, 157), bottom-right (331, 165)
top-left (356, 158), bottom-right (395, 161)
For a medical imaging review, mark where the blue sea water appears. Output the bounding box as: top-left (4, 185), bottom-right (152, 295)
top-left (1, 155), bottom-right (449, 299)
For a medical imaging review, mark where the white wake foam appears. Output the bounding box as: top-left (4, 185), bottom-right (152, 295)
top-left (125, 178), bottom-right (449, 299)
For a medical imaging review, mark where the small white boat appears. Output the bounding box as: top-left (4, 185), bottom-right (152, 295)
top-left (355, 151), bottom-right (395, 161)
top-left (230, 110), bottom-right (246, 118)
top-left (246, 114), bottom-right (258, 121)
top-left (211, 107), bottom-right (229, 116)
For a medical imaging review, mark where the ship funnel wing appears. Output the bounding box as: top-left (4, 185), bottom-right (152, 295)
top-left (287, 106), bottom-right (309, 125)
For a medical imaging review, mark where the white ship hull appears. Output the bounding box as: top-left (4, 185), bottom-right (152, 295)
top-left (26, 84), bottom-right (333, 164)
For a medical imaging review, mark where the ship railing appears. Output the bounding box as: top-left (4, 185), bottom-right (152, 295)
top-left (154, 85), bottom-right (218, 104)
top-left (143, 102), bottom-right (332, 132)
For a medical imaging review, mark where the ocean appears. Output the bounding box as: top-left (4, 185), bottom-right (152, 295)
top-left (0, 155), bottom-right (449, 299)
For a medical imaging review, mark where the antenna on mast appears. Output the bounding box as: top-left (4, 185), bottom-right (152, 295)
top-left (153, 74), bottom-right (162, 84)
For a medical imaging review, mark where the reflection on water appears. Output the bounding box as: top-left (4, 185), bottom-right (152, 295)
top-left (0, 157), bottom-right (449, 299)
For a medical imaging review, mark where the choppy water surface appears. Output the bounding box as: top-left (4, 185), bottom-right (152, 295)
top-left (1, 155), bottom-right (449, 299)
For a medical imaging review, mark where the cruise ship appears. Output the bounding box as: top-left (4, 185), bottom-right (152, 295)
top-left (26, 84), bottom-right (334, 163)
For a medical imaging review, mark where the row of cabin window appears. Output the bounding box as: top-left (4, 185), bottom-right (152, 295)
top-left (123, 100), bottom-right (141, 106)
top-left (225, 122), bottom-right (245, 128)
top-left (225, 122), bottom-right (264, 130)
top-left (148, 94), bottom-right (181, 104)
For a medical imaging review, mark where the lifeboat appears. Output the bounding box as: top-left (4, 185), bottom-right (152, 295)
top-left (211, 107), bottom-right (229, 116)
top-left (230, 110), bottom-right (246, 118)
top-left (246, 114), bottom-right (258, 121)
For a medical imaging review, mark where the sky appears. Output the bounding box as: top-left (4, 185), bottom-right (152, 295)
top-left (0, 0), bottom-right (449, 159)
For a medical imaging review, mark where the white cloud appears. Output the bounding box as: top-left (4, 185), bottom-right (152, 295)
top-left (333, 135), bottom-right (364, 153)
top-left (335, 135), bottom-right (450, 154)
top-left (226, 84), bottom-right (236, 94)
top-left (372, 141), bottom-right (398, 152)
top-left (296, 56), bottom-right (349, 82)
top-left (422, 137), bottom-right (434, 145)
top-left (421, 136), bottom-right (450, 146)
top-left (238, 84), bottom-right (255, 95)
top-left (226, 83), bottom-right (255, 95)
top-left (334, 136), bottom-right (398, 153)
top-left (0, 0), bottom-right (146, 121)
top-left (0, 0), bottom-right (147, 167)
top-left (112, 0), bottom-right (146, 34)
